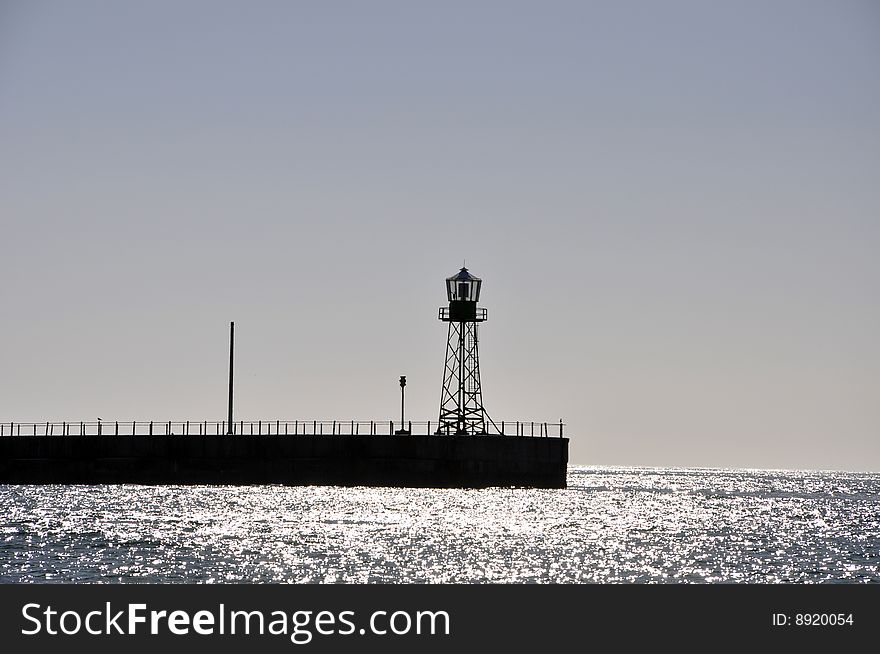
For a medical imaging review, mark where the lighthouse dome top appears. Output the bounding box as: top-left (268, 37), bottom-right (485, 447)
top-left (446, 267), bottom-right (482, 302)
top-left (448, 267), bottom-right (480, 283)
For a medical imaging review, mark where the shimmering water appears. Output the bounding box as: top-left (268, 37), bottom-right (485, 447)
top-left (1, 466), bottom-right (878, 583)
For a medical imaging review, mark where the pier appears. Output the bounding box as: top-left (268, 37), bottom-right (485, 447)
top-left (0, 419), bottom-right (569, 488)
top-left (0, 268), bottom-right (572, 488)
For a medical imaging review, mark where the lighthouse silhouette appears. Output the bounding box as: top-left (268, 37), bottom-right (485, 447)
top-left (436, 267), bottom-right (493, 435)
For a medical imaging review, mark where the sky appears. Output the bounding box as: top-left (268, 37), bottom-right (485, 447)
top-left (1, 1), bottom-right (878, 470)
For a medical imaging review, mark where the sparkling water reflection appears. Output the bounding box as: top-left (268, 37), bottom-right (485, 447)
top-left (2, 467), bottom-right (878, 583)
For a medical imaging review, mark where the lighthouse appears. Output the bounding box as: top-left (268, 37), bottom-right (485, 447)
top-left (436, 267), bottom-right (492, 435)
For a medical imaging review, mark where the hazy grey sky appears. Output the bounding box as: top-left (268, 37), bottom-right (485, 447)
top-left (2, 1), bottom-right (878, 470)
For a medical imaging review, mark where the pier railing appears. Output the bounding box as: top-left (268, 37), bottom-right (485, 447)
top-left (0, 420), bottom-right (565, 438)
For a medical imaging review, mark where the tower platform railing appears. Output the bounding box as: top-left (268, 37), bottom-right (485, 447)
top-left (438, 307), bottom-right (487, 321)
top-left (0, 420), bottom-right (565, 438)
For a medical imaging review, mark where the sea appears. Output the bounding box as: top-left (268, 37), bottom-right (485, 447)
top-left (1, 466), bottom-right (878, 583)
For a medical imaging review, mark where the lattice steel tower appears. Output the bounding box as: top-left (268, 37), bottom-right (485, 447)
top-left (437, 267), bottom-right (493, 435)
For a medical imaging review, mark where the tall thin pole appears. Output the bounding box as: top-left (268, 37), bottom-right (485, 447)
top-left (399, 376), bottom-right (406, 432)
top-left (227, 321), bottom-right (234, 434)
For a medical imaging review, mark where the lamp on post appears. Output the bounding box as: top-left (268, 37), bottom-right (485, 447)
top-left (396, 376), bottom-right (409, 434)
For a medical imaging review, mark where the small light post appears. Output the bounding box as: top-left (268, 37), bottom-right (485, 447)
top-left (397, 375), bottom-right (408, 434)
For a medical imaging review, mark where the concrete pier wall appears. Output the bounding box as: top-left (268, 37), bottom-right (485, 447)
top-left (0, 434), bottom-right (569, 488)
